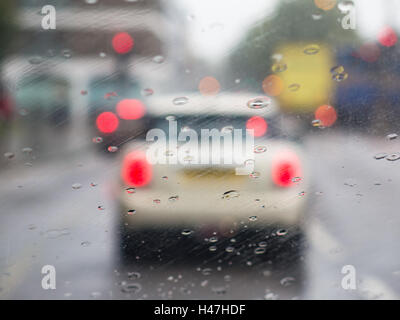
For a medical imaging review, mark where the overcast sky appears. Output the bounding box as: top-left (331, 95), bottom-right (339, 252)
top-left (174, 0), bottom-right (400, 62)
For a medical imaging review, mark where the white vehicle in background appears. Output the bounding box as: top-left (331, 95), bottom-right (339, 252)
top-left (116, 93), bottom-right (309, 266)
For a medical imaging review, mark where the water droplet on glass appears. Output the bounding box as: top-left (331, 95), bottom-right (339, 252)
top-left (332, 72), bottom-right (348, 82)
top-left (4, 152), bottom-right (15, 160)
top-left (386, 153), bottom-right (400, 161)
top-left (172, 96), bottom-right (189, 105)
top-left (97, 205), bottom-right (105, 210)
top-left (225, 246), bottom-right (235, 253)
top-left (386, 133), bottom-right (398, 140)
top-left (153, 199), bottom-right (161, 204)
top-left (141, 88), bottom-right (154, 96)
top-left (276, 229), bottom-right (288, 236)
top-left (162, 176), bottom-right (168, 181)
top-left (211, 286), bottom-right (227, 295)
top-left (127, 209), bottom-right (136, 215)
top-left (127, 272), bottom-right (141, 280)
top-left (254, 247), bottom-right (266, 255)
top-left (249, 171), bottom-right (260, 179)
top-left (247, 97), bottom-right (271, 109)
top-left (338, 0), bottom-right (355, 13)
top-left (298, 191), bottom-right (306, 196)
top-left (288, 83), bottom-right (301, 92)
top-left (28, 56), bottom-right (44, 65)
top-left (222, 190), bottom-right (239, 200)
top-left (235, 78), bottom-right (241, 84)
top-left (209, 236), bottom-right (218, 243)
top-left (280, 276), bottom-right (295, 287)
top-left (264, 292), bottom-right (279, 300)
top-left (259, 241), bottom-right (267, 247)
top-left (104, 92), bottom-right (118, 100)
top-left (21, 147), bottom-right (33, 154)
top-left (209, 245), bottom-right (218, 252)
top-left (99, 52), bottom-right (106, 58)
top-left (303, 44), bottom-right (320, 55)
top-left (181, 229), bottom-right (193, 236)
top-left (254, 145), bottom-right (267, 153)
top-left (312, 119), bottom-right (323, 127)
top-left (72, 183), bottom-right (82, 190)
top-left (80, 90), bottom-right (88, 95)
top-left (271, 61), bottom-right (287, 73)
top-left (249, 215), bottom-right (258, 222)
top-left (374, 153), bottom-right (387, 160)
top-left (292, 176), bottom-right (302, 183)
top-left (43, 228), bottom-right (70, 239)
top-left (312, 14), bottom-right (323, 20)
top-left (121, 282), bottom-right (142, 294)
top-left (107, 146), bottom-right (118, 153)
top-left (92, 136), bottom-right (103, 144)
top-left (168, 195), bottom-right (179, 202)
top-left (126, 187), bottom-right (136, 194)
top-left (152, 55), bottom-right (165, 64)
top-left (81, 241), bottom-right (91, 247)
top-left (62, 49), bottom-right (72, 59)
top-left (90, 182), bottom-right (97, 187)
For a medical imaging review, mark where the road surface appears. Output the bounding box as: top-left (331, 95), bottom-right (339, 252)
top-left (1, 130), bottom-right (400, 299)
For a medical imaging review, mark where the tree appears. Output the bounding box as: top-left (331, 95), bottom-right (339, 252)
top-left (229, 0), bottom-right (359, 88)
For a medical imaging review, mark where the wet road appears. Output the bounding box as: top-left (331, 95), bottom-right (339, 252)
top-left (1, 130), bottom-right (400, 299)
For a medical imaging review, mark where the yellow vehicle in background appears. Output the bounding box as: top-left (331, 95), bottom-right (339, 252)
top-left (273, 43), bottom-right (336, 114)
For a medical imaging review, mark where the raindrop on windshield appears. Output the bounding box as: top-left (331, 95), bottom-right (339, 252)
top-left (303, 44), bottom-right (320, 55)
top-left (107, 146), bottom-right (118, 153)
top-left (172, 97), bottom-right (189, 105)
top-left (221, 190), bottom-right (240, 200)
top-left (247, 97), bottom-right (271, 109)
top-left (152, 55), bottom-right (165, 64)
top-left (72, 183), bottom-right (82, 190)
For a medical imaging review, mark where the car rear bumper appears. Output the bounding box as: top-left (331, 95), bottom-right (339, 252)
top-left (118, 187), bottom-right (308, 229)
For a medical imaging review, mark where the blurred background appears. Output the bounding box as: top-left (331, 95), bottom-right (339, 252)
top-left (1, 0), bottom-right (400, 299)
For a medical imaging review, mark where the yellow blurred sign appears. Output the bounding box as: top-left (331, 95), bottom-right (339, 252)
top-left (274, 43), bottom-right (335, 113)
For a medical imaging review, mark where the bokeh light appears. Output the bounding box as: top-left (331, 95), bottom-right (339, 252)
top-left (262, 75), bottom-right (284, 96)
top-left (198, 76), bottom-right (221, 96)
top-left (271, 150), bottom-right (302, 188)
top-left (116, 99), bottom-right (146, 120)
top-left (122, 151), bottom-right (153, 187)
top-left (246, 116), bottom-right (268, 137)
top-left (112, 32), bottom-right (134, 54)
top-left (96, 111), bottom-right (119, 133)
top-left (378, 26), bottom-right (398, 47)
top-left (356, 43), bottom-right (380, 63)
top-left (314, 104), bottom-right (337, 127)
top-left (314, 0), bottom-right (336, 11)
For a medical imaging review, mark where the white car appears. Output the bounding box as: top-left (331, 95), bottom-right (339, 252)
top-left (116, 93), bottom-right (309, 263)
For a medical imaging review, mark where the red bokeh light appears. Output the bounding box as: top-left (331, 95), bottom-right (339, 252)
top-left (271, 150), bottom-right (302, 188)
top-left (96, 111), bottom-right (119, 133)
top-left (378, 26), bottom-right (398, 47)
top-left (116, 99), bottom-right (146, 120)
top-left (315, 104), bottom-right (337, 127)
top-left (357, 43), bottom-right (380, 63)
top-left (122, 151), bottom-right (153, 187)
top-left (246, 116), bottom-right (268, 137)
top-left (112, 32), bottom-right (134, 54)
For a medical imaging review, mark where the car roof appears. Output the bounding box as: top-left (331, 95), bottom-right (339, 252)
top-left (144, 93), bottom-right (279, 118)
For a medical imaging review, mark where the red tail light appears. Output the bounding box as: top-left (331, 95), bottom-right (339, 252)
top-left (271, 150), bottom-right (302, 188)
top-left (121, 151), bottom-right (152, 187)
top-left (246, 116), bottom-right (268, 137)
top-left (96, 111), bottom-right (119, 133)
